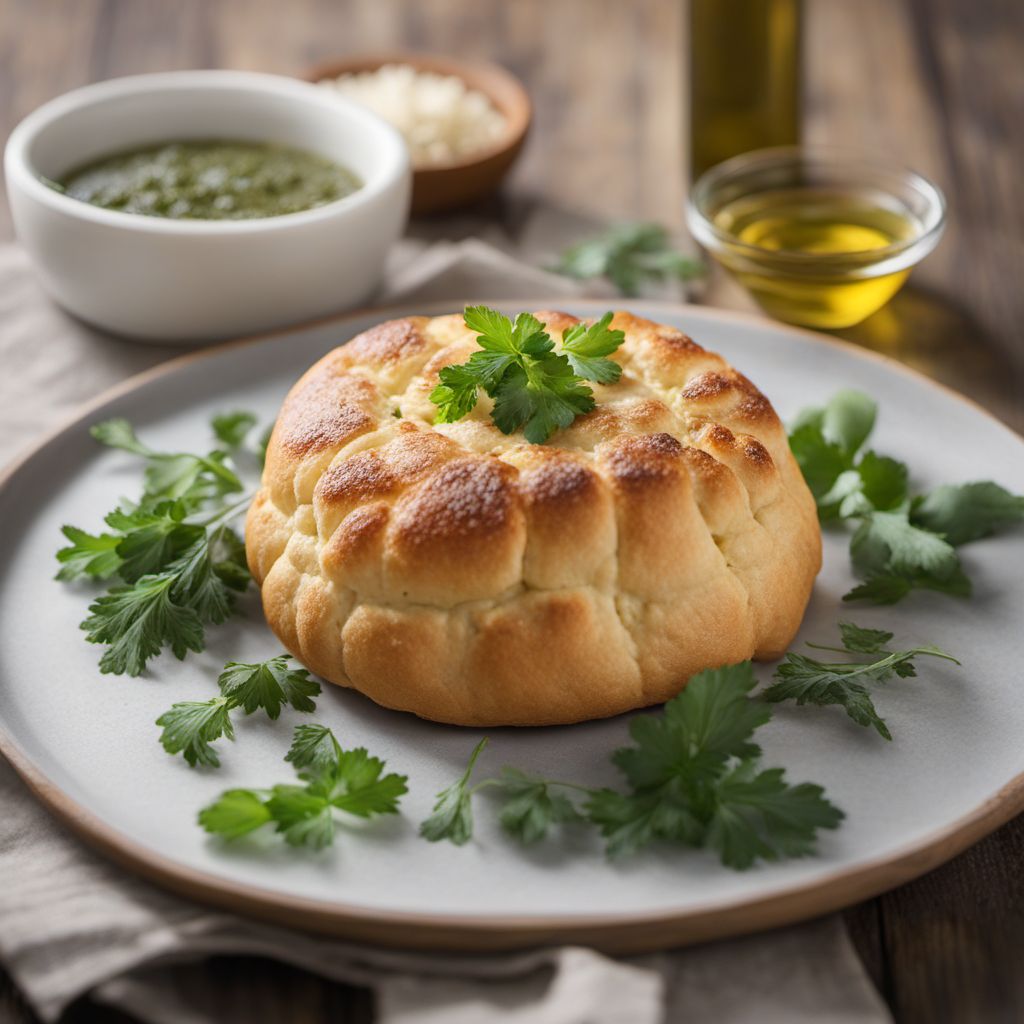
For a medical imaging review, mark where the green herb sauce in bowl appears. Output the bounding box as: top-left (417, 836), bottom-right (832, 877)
top-left (53, 140), bottom-right (362, 220)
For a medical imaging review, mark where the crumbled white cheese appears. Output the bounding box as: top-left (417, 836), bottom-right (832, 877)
top-left (318, 64), bottom-right (508, 168)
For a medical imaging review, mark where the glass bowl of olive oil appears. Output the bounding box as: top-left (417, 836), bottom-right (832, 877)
top-left (686, 147), bottom-right (946, 329)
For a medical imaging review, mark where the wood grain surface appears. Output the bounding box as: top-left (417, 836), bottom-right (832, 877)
top-left (1, 1), bottom-right (1022, 1022)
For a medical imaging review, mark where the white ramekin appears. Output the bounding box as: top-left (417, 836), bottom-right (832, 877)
top-left (4, 70), bottom-right (411, 343)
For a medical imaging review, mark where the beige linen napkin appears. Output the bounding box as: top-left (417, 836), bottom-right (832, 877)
top-left (0, 242), bottom-right (890, 1024)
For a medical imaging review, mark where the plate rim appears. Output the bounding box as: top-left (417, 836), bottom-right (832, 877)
top-left (2, 297), bottom-right (1023, 953)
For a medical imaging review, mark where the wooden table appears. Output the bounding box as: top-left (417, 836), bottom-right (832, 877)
top-left (1, 1), bottom-right (1022, 1021)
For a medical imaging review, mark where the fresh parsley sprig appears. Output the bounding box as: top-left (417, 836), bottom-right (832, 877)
top-left (789, 391), bottom-right (1024, 603)
top-left (57, 413), bottom-right (267, 675)
top-left (199, 725), bottom-right (408, 850)
top-left (430, 307), bottom-right (625, 444)
top-left (763, 622), bottom-right (959, 740)
top-left (157, 655), bottom-right (321, 767)
top-left (420, 664), bottom-right (843, 870)
top-left (552, 223), bottom-right (705, 296)
top-left (211, 411), bottom-right (258, 449)
top-left (89, 418), bottom-right (243, 510)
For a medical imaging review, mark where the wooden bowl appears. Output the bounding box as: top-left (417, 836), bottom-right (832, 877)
top-left (305, 53), bottom-right (532, 216)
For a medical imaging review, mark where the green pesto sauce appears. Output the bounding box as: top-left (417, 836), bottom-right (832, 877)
top-left (55, 140), bottom-right (362, 220)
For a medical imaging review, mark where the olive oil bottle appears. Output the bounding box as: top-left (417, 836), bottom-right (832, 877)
top-left (688, 0), bottom-right (802, 179)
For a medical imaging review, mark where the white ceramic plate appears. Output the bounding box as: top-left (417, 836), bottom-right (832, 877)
top-left (2, 301), bottom-right (1023, 952)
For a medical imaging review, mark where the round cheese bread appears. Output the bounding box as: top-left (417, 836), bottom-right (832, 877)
top-left (246, 310), bottom-right (821, 726)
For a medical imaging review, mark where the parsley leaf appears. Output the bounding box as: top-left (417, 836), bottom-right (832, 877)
top-left (559, 313), bottom-right (626, 385)
top-left (218, 655), bottom-right (321, 719)
top-left (60, 416), bottom-right (256, 675)
top-left (211, 411), bottom-right (258, 448)
top-left (429, 307), bottom-right (624, 444)
top-left (613, 663), bottom-right (769, 788)
top-left (199, 726), bottom-right (407, 850)
top-left (197, 789), bottom-right (272, 839)
top-left (266, 786), bottom-right (336, 849)
top-left (431, 363), bottom-right (482, 423)
top-left (491, 358), bottom-right (596, 444)
top-left (705, 762), bottom-right (842, 870)
top-left (551, 223), bottom-right (704, 296)
top-left (835, 621), bottom-right (893, 654)
top-left (82, 575), bottom-right (204, 676)
top-left (585, 664), bottom-right (842, 866)
top-left (763, 622), bottom-right (959, 739)
top-left (286, 723), bottom-right (342, 778)
top-left (422, 665), bottom-right (842, 870)
top-left (106, 502), bottom-right (202, 583)
top-left (157, 655), bottom-right (319, 767)
top-left (419, 738), bottom-right (488, 846)
top-left (156, 697), bottom-right (235, 767)
top-left (495, 768), bottom-right (583, 845)
top-left (324, 747), bottom-right (410, 818)
top-left (55, 526), bottom-right (123, 581)
top-left (92, 418), bottom-right (242, 508)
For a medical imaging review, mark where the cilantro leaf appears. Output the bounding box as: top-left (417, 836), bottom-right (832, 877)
top-left (764, 623), bottom-right (959, 739)
top-left (788, 391), bottom-right (1020, 606)
top-left (911, 482), bottom-right (1024, 546)
top-left (552, 223), bottom-right (704, 296)
top-left (420, 738), bottom-right (488, 845)
top-left (156, 697), bottom-right (234, 767)
top-left (211, 411), bottom-right (258, 448)
top-left (843, 567), bottom-right (972, 604)
top-left (855, 452), bottom-right (909, 512)
top-left (559, 313), bottom-right (625, 385)
top-left (218, 655), bottom-right (320, 720)
top-left (850, 510), bottom-right (958, 577)
top-left (495, 768), bottom-right (583, 844)
top-left (788, 423), bottom-right (849, 503)
top-left (55, 526), bottom-right (123, 581)
top-left (819, 390), bottom-right (876, 457)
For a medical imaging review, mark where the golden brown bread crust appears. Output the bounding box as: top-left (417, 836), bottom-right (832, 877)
top-left (246, 310), bottom-right (821, 726)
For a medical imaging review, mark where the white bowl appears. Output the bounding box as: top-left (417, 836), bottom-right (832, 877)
top-left (4, 70), bottom-right (411, 342)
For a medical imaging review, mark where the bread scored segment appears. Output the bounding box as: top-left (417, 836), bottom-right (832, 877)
top-left (246, 310), bottom-right (821, 726)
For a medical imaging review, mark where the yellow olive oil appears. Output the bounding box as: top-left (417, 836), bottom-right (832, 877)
top-left (689, 0), bottom-right (802, 179)
top-left (711, 187), bottom-right (923, 328)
